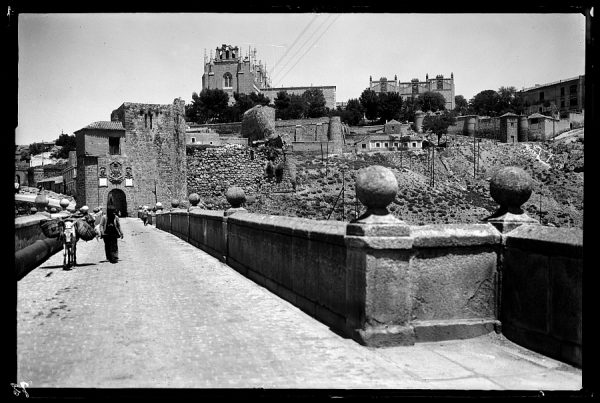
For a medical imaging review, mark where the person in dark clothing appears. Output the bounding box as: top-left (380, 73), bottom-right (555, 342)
top-left (141, 207), bottom-right (149, 226)
top-left (100, 206), bottom-right (124, 263)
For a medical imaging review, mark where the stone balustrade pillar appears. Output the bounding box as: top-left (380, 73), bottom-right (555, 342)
top-left (224, 186), bottom-right (247, 217)
top-left (344, 165), bottom-right (415, 346)
top-left (484, 166), bottom-right (539, 233)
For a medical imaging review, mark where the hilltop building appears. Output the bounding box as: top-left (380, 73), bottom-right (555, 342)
top-left (74, 99), bottom-right (187, 216)
top-left (369, 73), bottom-right (455, 110)
top-left (201, 44), bottom-right (336, 109)
top-left (518, 75), bottom-right (585, 117)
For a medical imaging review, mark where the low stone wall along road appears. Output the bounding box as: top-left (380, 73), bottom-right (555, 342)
top-left (17, 218), bottom-right (582, 389)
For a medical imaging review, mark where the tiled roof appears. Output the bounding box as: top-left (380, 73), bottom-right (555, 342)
top-left (81, 121), bottom-right (125, 131)
top-left (499, 112), bottom-right (519, 118)
top-left (528, 113), bottom-right (552, 119)
top-left (37, 175), bottom-right (63, 183)
top-left (385, 119), bottom-right (401, 125)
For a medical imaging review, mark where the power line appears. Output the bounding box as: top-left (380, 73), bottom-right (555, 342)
top-left (271, 14), bottom-right (333, 85)
top-left (271, 14), bottom-right (330, 85)
top-left (273, 15), bottom-right (340, 87)
top-left (271, 14), bottom-right (319, 73)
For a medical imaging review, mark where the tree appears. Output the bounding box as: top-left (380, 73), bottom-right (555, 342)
top-left (185, 92), bottom-right (202, 123)
top-left (418, 91), bottom-right (447, 112)
top-left (344, 98), bottom-right (364, 126)
top-left (400, 96), bottom-right (418, 123)
top-left (377, 92), bottom-right (403, 123)
top-left (274, 91), bottom-right (306, 120)
top-left (249, 92), bottom-right (271, 106)
top-left (497, 86), bottom-right (519, 115)
top-left (454, 95), bottom-right (469, 115)
top-left (302, 88), bottom-right (327, 118)
top-left (52, 133), bottom-right (76, 159)
top-left (422, 111), bottom-right (456, 145)
top-left (188, 88), bottom-right (230, 123)
top-left (274, 91), bottom-right (291, 120)
top-left (28, 142), bottom-right (46, 156)
top-left (469, 89), bottom-right (500, 116)
top-left (287, 94), bottom-right (307, 119)
top-left (359, 89), bottom-right (379, 121)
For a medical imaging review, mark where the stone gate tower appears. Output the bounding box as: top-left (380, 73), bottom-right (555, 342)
top-left (75, 99), bottom-right (187, 216)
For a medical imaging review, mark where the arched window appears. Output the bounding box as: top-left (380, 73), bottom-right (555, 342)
top-left (223, 73), bottom-right (233, 88)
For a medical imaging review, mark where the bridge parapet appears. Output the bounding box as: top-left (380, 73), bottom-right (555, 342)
top-left (153, 165), bottom-right (582, 367)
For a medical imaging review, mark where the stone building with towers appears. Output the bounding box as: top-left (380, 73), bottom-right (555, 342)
top-left (74, 99), bottom-right (187, 216)
top-left (202, 44), bottom-right (336, 109)
top-left (369, 73), bottom-right (455, 110)
top-left (202, 44), bottom-right (271, 104)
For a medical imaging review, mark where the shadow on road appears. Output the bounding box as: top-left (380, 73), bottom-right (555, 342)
top-left (41, 263), bottom-right (98, 269)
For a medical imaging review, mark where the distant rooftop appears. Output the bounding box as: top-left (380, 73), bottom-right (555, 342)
top-left (521, 75), bottom-right (584, 92)
top-left (78, 121), bottom-right (125, 131)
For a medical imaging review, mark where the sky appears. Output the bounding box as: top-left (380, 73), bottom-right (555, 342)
top-left (16, 12), bottom-right (586, 145)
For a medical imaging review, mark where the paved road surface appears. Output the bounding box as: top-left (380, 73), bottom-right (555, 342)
top-left (17, 218), bottom-right (582, 390)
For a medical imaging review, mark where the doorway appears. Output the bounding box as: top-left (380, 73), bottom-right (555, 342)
top-left (107, 188), bottom-right (128, 217)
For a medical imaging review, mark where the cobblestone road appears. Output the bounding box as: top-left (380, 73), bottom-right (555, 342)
top-left (17, 218), bottom-right (582, 390)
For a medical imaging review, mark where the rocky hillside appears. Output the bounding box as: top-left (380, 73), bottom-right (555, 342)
top-left (236, 131), bottom-right (583, 228)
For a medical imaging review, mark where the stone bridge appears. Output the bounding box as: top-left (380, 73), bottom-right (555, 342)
top-left (15, 166), bottom-right (583, 392)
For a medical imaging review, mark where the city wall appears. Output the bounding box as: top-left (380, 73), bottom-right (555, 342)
top-left (187, 145), bottom-right (293, 202)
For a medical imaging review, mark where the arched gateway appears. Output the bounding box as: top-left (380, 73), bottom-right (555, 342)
top-left (107, 188), bottom-right (128, 217)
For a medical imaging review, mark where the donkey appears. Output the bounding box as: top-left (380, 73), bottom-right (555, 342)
top-left (58, 219), bottom-right (78, 270)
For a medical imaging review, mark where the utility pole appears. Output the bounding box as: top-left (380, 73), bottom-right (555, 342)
top-left (342, 170), bottom-right (345, 221)
top-left (473, 132), bottom-right (476, 178)
top-left (432, 145), bottom-right (435, 188)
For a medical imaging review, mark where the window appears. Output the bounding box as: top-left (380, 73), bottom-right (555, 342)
top-left (560, 87), bottom-right (565, 96)
top-left (384, 142), bottom-right (389, 148)
top-left (570, 98), bottom-right (578, 107)
top-left (109, 136), bottom-right (120, 155)
top-left (375, 143), bottom-right (381, 148)
top-left (570, 84), bottom-right (577, 94)
top-left (191, 137), bottom-right (196, 143)
top-left (510, 122), bottom-right (514, 127)
top-left (149, 113), bottom-right (153, 129)
top-left (437, 79), bottom-right (443, 90)
top-left (394, 142), bottom-right (399, 147)
top-left (539, 92), bottom-right (544, 101)
top-left (361, 144), bottom-right (367, 149)
top-left (412, 142), bottom-right (416, 148)
top-left (223, 73), bottom-right (233, 88)
top-left (561, 100), bottom-right (565, 108)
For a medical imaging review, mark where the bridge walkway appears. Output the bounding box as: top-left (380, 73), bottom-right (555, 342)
top-left (17, 218), bottom-right (582, 389)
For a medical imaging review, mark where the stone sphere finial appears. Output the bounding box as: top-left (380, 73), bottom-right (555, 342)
top-left (171, 199), bottom-right (180, 208)
top-left (80, 205), bottom-right (89, 213)
top-left (30, 207), bottom-right (38, 214)
top-left (50, 207), bottom-right (57, 214)
top-left (59, 198), bottom-right (70, 210)
top-left (225, 186), bottom-right (246, 208)
top-left (188, 193), bottom-right (201, 207)
top-left (155, 202), bottom-right (163, 211)
top-left (490, 166), bottom-right (533, 214)
top-left (34, 193), bottom-right (49, 211)
top-left (355, 165), bottom-right (398, 211)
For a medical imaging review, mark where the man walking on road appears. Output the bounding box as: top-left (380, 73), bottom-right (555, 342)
top-left (99, 206), bottom-right (124, 263)
top-left (141, 207), bottom-right (149, 226)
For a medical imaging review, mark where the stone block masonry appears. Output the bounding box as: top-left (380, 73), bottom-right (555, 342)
top-left (75, 99), bottom-right (187, 216)
top-left (187, 144), bottom-right (293, 203)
